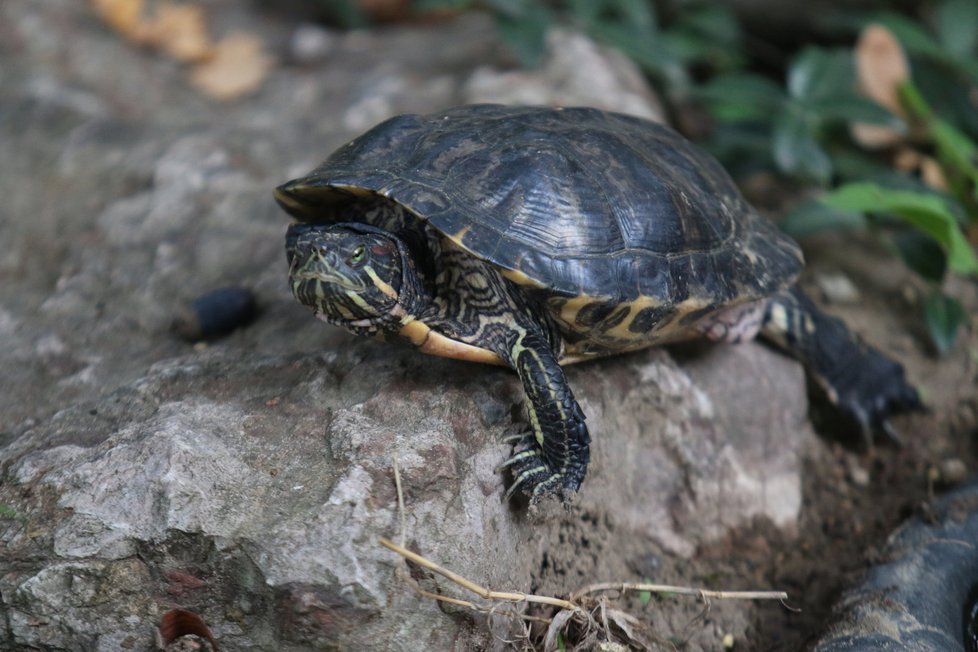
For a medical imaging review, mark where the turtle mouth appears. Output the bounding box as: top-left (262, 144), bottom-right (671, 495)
top-left (289, 256), bottom-right (367, 292)
top-left (292, 269), bottom-right (366, 292)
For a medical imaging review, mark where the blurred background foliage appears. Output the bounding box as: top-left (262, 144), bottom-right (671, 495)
top-left (314, 0), bottom-right (976, 353)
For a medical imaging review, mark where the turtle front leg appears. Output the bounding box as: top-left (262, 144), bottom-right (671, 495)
top-left (761, 286), bottom-right (921, 441)
top-left (498, 332), bottom-right (590, 501)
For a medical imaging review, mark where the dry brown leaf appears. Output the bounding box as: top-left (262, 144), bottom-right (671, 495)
top-left (893, 146), bottom-right (922, 172)
top-left (892, 149), bottom-right (949, 190)
top-left (850, 122), bottom-right (904, 149)
top-left (190, 32), bottom-right (273, 101)
top-left (91, 0), bottom-right (213, 60)
top-left (851, 23), bottom-right (909, 149)
top-left (856, 23), bottom-right (910, 114)
top-left (920, 156), bottom-right (949, 190)
top-left (149, 2), bottom-right (213, 62)
top-left (91, 0), bottom-right (145, 37)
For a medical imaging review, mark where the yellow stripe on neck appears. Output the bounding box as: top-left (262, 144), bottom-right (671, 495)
top-left (364, 266), bottom-right (398, 299)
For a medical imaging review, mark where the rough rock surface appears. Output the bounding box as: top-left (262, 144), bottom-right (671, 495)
top-left (0, 2), bottom-right (813, 650)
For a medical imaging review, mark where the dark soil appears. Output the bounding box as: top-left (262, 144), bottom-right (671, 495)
top-left (730, 231), bottom-right (978, 650)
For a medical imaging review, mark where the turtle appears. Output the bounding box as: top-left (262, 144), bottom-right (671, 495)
top-left (275, 104), bottom-right (919, 500)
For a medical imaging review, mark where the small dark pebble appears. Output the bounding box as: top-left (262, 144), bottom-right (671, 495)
top-left (173, 287), bottom-right (258, 342)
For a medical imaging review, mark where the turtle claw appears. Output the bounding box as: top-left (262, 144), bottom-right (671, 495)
top-left (500, 430), bottom-right (535, 446)
top-left (877, 418), bottom-right (904, 447)
top-left (495, 448), bottom-right (538, 472)
top-left (498, 444), bottom-right (566, 502)
top-left (503, 461), bottom-right (551, 502)
top-left (837, 371), bottom-right (922, 448)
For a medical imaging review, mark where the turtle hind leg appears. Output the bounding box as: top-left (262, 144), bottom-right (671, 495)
top-left (760, 286), bottom-right (921, 442)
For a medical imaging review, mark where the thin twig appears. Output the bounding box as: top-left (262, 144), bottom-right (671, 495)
top-left (379, 537), bottom-right (581, 610)
top-left (570, 582), bottom-right (788, 604)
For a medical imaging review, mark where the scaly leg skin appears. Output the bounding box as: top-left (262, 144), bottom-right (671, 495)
top-left (496, 332), bottom-right (590, 502)
top-left (761, 286), bottom-right (921, 443)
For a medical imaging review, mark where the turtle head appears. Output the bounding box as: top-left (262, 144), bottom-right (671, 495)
top-left (287, 222), bottom-right (414, 333)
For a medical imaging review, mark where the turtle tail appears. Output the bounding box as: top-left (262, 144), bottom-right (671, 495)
top-left (761, 286), bottom-right (921, 442)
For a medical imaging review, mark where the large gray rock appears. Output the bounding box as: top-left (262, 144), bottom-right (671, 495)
top-left (0, 2), bottom-right (812, 649)
top-left (2, 340), bottom-right (810, 650)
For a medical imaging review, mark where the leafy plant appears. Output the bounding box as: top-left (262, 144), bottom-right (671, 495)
top-left (687, 0), bottom-right (976, 353)
top-left (807, 182), bottom-right (975, 352)
top-left (697, 48), bottom-right (898, 183)
top-left (414, 0), bottom-right (743, 93)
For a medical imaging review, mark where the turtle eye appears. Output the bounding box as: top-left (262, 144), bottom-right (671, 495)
top-left (348, 243), bottom-right (366, 266)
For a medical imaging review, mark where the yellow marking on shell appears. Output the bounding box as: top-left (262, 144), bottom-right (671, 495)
top-left (555, 293), bottom-right (724, 359)
top-left (646, 296), bottom-right (713, 338)
top-left (553, 294), bottom-right (613, 330)
top-left (500, 267), bottom-right (548, 289)
top-left (768, 302), bottom-right (790, 334)
top-left (601, 305), bottom-right (636, 341)
top-left (273, 188), bottom-right (306, 215)
top-left (364, 266), bottom-right (398, 299)
top-left (275, 185), bottom-right (374, 219)
top-left (452, 225), bottom-right (473, 241)
top-left (397, 319), bottom-right (506, 366)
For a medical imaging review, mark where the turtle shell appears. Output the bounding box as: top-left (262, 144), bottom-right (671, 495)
top-left (276, 104), bottom-right (803, 349)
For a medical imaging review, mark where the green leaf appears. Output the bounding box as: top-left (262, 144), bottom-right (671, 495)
top-left (806, 95), bottom-right (904, 127)
top-left (787, 48), bottom-right (853, 101)
top-left (820, 182), bottom-right (978, 274)
top-left (695, 73), bottom-right (786, 121)
top-left (484, 0), bottom-right (529, 16)
top-left (589, 21), bottom-right (688, 88)
top-left (666, 3), bottom-right (742, 68)
top-left (893, 230), bottom-right (948, 282)
top-left (924, 293), bottom-right (967, 353)
top-left (494, 4), bottom-right (552, 67)
top-left (614, 0), bottom-right (658, 32)
top-left (829, 149), bottom-right (914, 185)
top-left (932, 120), bottom-right (978, 202)
top-left (702, 122), bottom-right (776, 175)
top-left (676, 4), bottom-right (741, 43)
top-left (637, 577), bottom-right (654, 606)
top-left (413, 0), bottom-right (472, 10)
top-left (566, 0), bottom-right (601, 25)
top-left (773, 111), bottom-right (832, 183)
top-left (906, 62), bottom-right (978, 147)
top-left (898, 81), bottom-right (978, 210)
top-left (781, 199), bottom-right (868, 237)
top-left (935, 0), bottom-right (978, 58)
